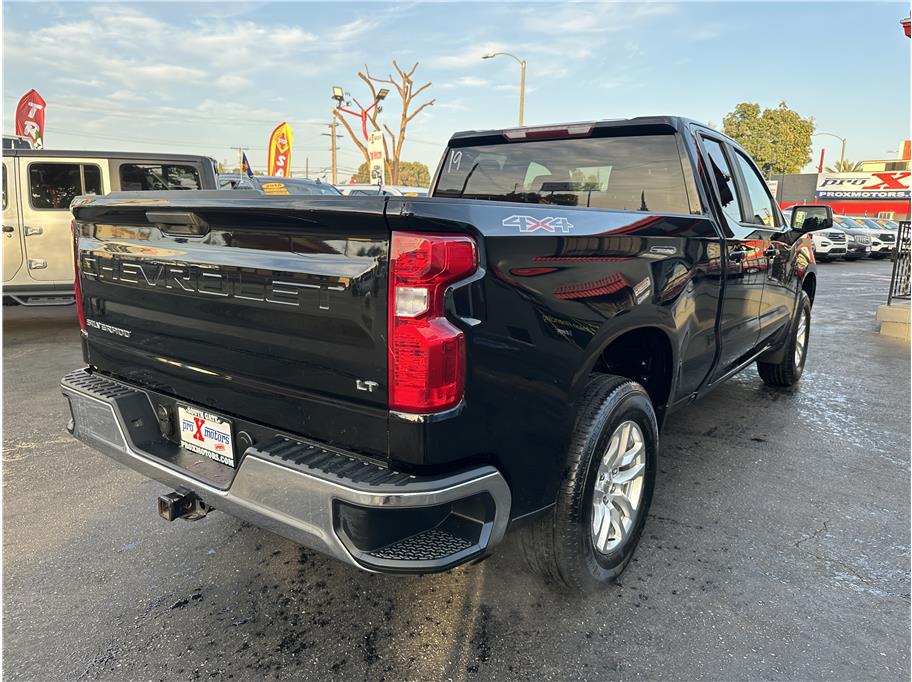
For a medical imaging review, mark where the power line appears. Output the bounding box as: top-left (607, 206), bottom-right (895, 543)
top-left (1, 94), bottom-right (327, 129)
top-left (2, 94), bottom-right (445, 148)
top-left (33, 126), bottom-right (366, 156)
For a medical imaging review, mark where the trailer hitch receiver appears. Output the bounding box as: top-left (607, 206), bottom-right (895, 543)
top-left (157, 491), bottom-right (211, 521)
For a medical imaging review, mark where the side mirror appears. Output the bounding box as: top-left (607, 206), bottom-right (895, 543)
top-left (790, 204), bottom-right (833, 233)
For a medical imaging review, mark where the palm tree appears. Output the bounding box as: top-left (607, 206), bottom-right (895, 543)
top-left (825, 160), bottom-right (863, 173)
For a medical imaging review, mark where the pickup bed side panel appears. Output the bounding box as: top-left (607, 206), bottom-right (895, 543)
top-left (388, 198), bottom-right (721, 516)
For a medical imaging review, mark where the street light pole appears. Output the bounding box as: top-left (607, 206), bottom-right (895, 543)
top-left (519, 59), bottom-right (526, 127)
top-left (482, 52), bottom-right (527, 126)
top-left (814, 132), bottom-right (847, 170)
top-left (332, 86), bottom-right (390, 141)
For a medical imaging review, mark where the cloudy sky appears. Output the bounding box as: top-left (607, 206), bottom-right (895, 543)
top-left (3, 1), bottom-right (909, 180)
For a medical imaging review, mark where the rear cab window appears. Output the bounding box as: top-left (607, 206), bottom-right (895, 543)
top-left (434, 133), bottom-right (699, 214)
top-left (120, 163), bottom-right (201, 190)
top-left (28, 163), bottom-right (103, 210)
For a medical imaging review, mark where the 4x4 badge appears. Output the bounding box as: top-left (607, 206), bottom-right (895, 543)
top-left (503, 215), bottom-right (574, 233)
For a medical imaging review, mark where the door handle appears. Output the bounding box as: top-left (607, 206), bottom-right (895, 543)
top-left (728, 249), bottom-right (748, 261)
top-left (23, 225), bottom-right (43, 237)
top-left (2, 225), bottom-right (14, 233)
top-left (763, 247), bottom-right (777, 258)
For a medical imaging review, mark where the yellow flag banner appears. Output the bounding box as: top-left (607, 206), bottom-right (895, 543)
top-left (267, 122), bottom-right (293, 177)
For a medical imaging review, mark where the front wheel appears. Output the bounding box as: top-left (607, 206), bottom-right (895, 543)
top-left (757, 291), bottom-right (811, 387)
top-left (519, 375), bottom-right (658, 591)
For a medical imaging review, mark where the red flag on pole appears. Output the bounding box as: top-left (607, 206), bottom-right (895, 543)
top-left (15, 89), bottom-right (46, 148)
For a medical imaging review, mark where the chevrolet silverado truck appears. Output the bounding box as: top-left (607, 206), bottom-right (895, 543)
top-left (61, 117), bottom-right (828, 590)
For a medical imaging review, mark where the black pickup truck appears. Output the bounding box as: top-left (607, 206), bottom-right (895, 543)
top-left (62, 117), bottom-right (831, 590)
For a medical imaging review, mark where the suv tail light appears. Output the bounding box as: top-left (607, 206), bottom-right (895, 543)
top-left (388, 232), bottom-right (477, 413)
top-left (72, 220), bottom-right (86, 335)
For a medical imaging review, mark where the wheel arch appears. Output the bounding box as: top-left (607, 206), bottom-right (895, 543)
top-left (801, 271), bottom-right (817, 307)
top-left (582, 323), bottom-right (678, 425)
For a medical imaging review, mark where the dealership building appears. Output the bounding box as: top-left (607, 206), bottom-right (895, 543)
top-left (770, 143), bottom-right (911, 220)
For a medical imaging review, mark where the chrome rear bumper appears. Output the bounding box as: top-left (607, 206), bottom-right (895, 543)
top-left (61, 369), bottom-right (511, 573)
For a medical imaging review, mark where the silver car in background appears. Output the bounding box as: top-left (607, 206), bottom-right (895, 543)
top-left (852, 217), bottom-right (898, 259)
top-left (833, 215), bottom-right (872, 260)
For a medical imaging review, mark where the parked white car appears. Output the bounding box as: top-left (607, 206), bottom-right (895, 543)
top-left (809, 228), bottom-right (849, 260)
top-left (335, 183), bottom-right (428, 197)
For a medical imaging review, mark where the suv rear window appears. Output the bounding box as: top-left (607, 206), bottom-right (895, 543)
top-left (435, 134), bottom-right (693, 214)
top-left (120, 163), bottom-right (201, 190)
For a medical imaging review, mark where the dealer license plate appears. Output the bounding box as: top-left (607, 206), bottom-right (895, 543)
top-left (178, 405), bottom-right (235, 467)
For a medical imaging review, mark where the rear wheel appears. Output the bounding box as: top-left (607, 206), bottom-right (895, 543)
top-left (757, 291), bottom-right (811, 387)
top-left (519, 375), bottom-right (657, 591)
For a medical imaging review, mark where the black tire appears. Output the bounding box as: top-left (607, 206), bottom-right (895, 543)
top-left (757, 291), bottom-right (811, 387)
top-left (519, 375), bottom-right (658, 591)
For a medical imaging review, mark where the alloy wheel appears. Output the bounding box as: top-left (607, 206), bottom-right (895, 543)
top-left (590, 420), bottom-right (647, 554)
top-left (795, 309), bottom-right (809, 367)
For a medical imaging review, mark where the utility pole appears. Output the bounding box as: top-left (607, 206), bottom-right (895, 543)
top-left (322, 118), bottom-right (340, 185)
top-left (329, 115), bottom-right (339, 184)
top-left (229, 145), bottom-right (249, 172)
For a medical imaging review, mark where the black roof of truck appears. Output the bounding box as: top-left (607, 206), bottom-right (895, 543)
top-left (446, 116), bottom-right (724, 146)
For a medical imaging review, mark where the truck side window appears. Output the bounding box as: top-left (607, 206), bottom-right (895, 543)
top-left (2, 169), bottom-right (6, 210)
top-left (29, 163), bottom-right (82, 210)
top-left (701, 139), bottom-right (743, 225)
top-left (733, 151), bottom-right (778, 228)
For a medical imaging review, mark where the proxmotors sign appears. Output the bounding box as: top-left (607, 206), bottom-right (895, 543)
top-left (816, 171), bottom-right (911, 200)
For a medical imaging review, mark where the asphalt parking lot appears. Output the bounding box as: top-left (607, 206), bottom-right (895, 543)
top-left (3, 258), bottom-right (909, 681)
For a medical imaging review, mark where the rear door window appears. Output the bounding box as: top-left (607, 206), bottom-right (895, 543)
top-left (120, 163), bottom-right (201, 190)
top-left (700, 138), bottom-right (744, 226)
top-left (435, 134), bottom-right (694, 214)
top-left (28, 163), bottom-right (103, 210)
top-left (733, 151), bottom-right (779, 228)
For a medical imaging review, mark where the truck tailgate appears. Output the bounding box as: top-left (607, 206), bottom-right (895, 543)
top-left (73, 192), bottom-right (390, 458)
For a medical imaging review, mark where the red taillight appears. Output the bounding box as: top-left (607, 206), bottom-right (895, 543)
top-left (72, 220), bottom-right (86, 334)
top-left (388, 232), bottom-right (477, 413)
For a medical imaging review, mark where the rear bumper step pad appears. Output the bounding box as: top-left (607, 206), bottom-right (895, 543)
top-left (61, 368), bottom-right (511, 573)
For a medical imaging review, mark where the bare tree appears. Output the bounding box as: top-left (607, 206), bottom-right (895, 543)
top-left (333, 60), bottom-right (435, 184)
